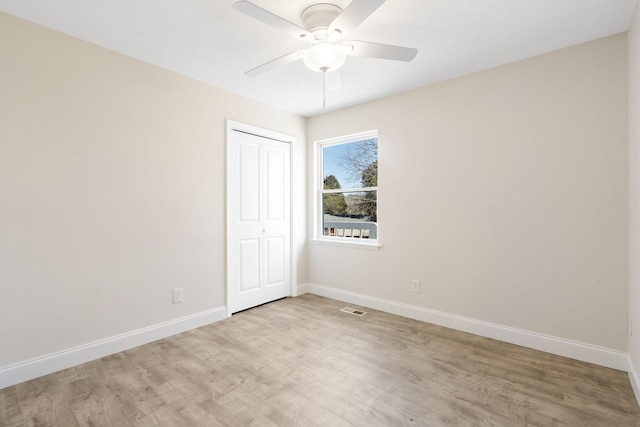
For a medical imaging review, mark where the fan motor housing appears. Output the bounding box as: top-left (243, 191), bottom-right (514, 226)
top-left (301, 3), bottom-right (342, 33)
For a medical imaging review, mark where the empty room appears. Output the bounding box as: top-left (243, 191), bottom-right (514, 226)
top-left (2, 0), bottom-right (640, 425)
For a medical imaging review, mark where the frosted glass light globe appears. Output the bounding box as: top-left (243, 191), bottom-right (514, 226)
top-left (302, 42), bottom-right (346, 72)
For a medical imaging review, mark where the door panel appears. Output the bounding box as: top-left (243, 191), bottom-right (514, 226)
top-left (266, 236), bottom-right (285, 285)
top-left (239, 238), bottom-right (260, 292)
top-left (228, 128), bottom-right (291, 313)
top-left (267, 148), bottom-right (285, 221)
top-left (239, 144), bottom-right (260, 222)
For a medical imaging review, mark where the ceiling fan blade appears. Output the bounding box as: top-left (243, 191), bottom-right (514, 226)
top-left (329, 0), bottom-right (386, 36)
top-left (325, 70), bottom-right (341, 91)
top-left (233, 1), bottom-right (311, 40)
top-left (245, 49), bottom-right (305, 77)
top-left (344, 40), bottom-right (417, 62)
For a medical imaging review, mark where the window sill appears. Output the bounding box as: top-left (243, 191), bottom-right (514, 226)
top-left (311, 238), bottom-right (382, 250)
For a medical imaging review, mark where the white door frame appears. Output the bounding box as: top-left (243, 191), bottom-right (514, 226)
top-left (225, 120), bottom-right (296, 317)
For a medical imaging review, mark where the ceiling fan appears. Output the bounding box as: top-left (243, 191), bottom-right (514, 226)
top-left (233, 0), bottom-right (418, 80)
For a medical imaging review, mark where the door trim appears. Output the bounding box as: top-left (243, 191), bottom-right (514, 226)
top-left (225, 120), bottom-right (295, 317)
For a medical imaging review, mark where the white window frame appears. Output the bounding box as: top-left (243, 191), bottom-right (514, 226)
top-left (313, 130), bottom-right (381, 249)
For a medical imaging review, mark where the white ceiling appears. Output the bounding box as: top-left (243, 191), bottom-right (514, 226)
top-left (1, 0), bottom-right (638, 117)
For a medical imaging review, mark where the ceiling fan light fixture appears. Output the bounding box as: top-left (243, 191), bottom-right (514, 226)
top-left (302, 41), bottom-right (346, 72)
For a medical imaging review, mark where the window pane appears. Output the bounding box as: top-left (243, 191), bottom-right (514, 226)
top-left (323, 191), bottom-right (377, 239)
top-left (323, 138), bottom-right (377, 189)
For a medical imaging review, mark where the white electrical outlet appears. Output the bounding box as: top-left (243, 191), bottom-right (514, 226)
top-left (411, 280), bottom-right (421, 293)
top-left (172, 288), bottom-right (184, 304)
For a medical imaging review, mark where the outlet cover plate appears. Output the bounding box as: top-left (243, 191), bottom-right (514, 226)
top-left (172, 288), bottom-right (184, 304)
top-left (411, 280), bottom-right (421, 293)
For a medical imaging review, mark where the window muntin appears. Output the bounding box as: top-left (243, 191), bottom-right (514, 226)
top-left (318, 131), bottom-right (378, 242)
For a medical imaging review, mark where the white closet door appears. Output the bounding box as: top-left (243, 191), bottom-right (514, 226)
top-left (228, 128), bottom-right (290, 313)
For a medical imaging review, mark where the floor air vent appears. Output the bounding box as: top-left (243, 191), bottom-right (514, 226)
top-left (340, 307), bottom-right (367, 316)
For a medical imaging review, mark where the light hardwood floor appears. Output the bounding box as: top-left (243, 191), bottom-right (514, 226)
top-left (1, 294), bottom-right (639, 426)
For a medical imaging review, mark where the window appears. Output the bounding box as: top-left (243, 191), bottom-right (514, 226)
top-left (316, 130), bottom-right (378, 245)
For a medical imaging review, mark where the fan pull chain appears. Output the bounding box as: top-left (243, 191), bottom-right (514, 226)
top-left (321, 67), bottom-right (328, 109)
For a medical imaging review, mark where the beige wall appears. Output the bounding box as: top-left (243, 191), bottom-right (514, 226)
top-left (0, 12), bottom-right (307, 367)
top-left (307, 34), bottom-right (629, 351)
top-left (629, 1), bottom-right (640, 383)
top-left (0, 7), bottom-right (632, 373)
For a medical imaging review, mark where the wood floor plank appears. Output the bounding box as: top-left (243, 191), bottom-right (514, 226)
top-left (2, 294), bottom-right (639, 426)
top-left (0, 386), bottom-right (23, 427)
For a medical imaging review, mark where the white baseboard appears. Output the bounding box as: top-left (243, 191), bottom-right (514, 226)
top-left (299, 283), bottom-right (629, 371)
top-left (296, 283), bottom-right (312, 295)
top-left (0, 306), bottom-right (228, 389)
top-left (629, 357), bottom-right (640, 408)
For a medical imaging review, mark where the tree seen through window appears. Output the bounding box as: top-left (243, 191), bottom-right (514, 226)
top-left (320, 134), bottom-right (378, 240)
